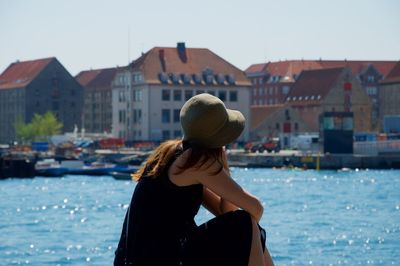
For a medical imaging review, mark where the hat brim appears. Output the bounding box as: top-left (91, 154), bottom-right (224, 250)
top-left (197, 109), bottom-right (245, 149)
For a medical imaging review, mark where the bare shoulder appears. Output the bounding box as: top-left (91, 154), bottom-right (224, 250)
top-left (168, 149), bottom-right (199, 186)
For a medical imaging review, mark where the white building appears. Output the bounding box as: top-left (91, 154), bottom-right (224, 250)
top-left (112, 43), bottom-right (252, 143)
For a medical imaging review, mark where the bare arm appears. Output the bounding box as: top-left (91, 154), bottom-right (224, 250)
top-left (202, 187), bottom-right (238, 216)
top-left (191, 159), bottom-right (264, 221)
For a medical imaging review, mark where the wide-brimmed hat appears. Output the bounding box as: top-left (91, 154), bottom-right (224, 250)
top-left (180, 93), bottom-right (245, 148)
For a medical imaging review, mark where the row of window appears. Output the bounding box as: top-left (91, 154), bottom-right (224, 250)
top-left (162, 89), bottom-right (238, 102)
top-left (252, 86), bottom-right (290, 96)
top-left (162, 109), bottom-right (181, 123)
top-left (162, 129), bottom-right (182, 140)
top-left (252, 98), bottom-right (280, 105)
top-left (118, 89), bottom-right (143, 102)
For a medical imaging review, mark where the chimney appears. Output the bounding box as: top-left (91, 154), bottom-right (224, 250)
top-left (177, 42), bottom-right (187, 63)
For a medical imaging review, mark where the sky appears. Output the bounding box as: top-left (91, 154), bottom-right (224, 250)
top-left (0, 0), bottom-right (399, 76)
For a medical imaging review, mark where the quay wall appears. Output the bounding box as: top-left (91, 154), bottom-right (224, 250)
top-left (227, 152), bottom-right (400, 169)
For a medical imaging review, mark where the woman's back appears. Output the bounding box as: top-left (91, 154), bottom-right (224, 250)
top-left (115, 160), bottom-right (203, 265)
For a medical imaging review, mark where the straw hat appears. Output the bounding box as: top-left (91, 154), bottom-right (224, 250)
top-left (180, 93), bottom-right (245, 148)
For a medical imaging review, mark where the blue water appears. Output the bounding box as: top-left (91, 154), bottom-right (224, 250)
top-left (0, 168), bottom-right (399, 266)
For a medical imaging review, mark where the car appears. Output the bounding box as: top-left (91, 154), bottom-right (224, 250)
top-left (245, 139), bottom-right (280, 153)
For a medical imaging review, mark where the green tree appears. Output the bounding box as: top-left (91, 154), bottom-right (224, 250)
top-left (15, 112), bottom-right (63, 142)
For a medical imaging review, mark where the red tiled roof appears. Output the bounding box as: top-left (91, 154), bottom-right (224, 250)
top-left (245, 63), bottom-right (269, 74)
top-left (0, 57), bottom-right (55, 90)
top-left (266, 60), bottom-right (322, 82)
top-left (286, 67), bottom-right (344, 103)
top-left (245, 59), bottom-right (397, 82)
top-left (381, 61), bottom-right (400, 84)
top-left (318, 60), bottom-right (396, 78)
top-left (76, 68), bottom-right (118, 89)
top-left (75, 69), bottom-right (102, 87)
top-left (130, 46), bottom-right (251, 86)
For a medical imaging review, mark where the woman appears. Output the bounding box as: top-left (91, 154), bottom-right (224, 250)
top-left (114, 93), bottom-right (274, 266)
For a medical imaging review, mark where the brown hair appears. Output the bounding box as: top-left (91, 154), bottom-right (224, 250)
top-left (132, 139), bottom-right (228, 181)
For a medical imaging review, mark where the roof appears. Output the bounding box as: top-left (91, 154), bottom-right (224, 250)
top-left (381, 61), bottom-right (400, 84)
top-left (76, 67), bottom-right (118, 89)
top-left (251, 104), bottom-right (284, 130)
top-left (286, 67), bottom-right (344, 104)
top-left (265, 60), bottom-right (323, 82)
top-left (318, 60), bottom-right (396, 78)
top-left (245, 63), bottom-right (269, 74)
top-left (244, 59), bottom-right (397, 82)
top-left (129, 45), bottom-right (251, 86)
top-left (0, 57), bottom-right (55, 90)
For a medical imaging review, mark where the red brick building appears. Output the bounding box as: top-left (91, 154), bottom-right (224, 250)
top-left (76, 68), bottom-right (118, 133)
top-left (246, 59), bottom-right (397, 130)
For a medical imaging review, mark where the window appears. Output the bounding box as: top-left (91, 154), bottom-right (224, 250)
top-left (196, 90), bottom-right (205, 95)
top-left (229, 91), bottom-right (238, 102)
top-left (173, 90), bottom-right (182, 101)
top-left (218, 91), bottom-right (226, 101)
top-left (162, 130), bottom-right (171, 140)
top-left (207, 90), bottom-right (215, 96)
top-left (275, 123), bottom-right (280, 130)
top-left (282, 86), bottom-right (289, 94)
top-left (133, 109), bottom-right (142, 124)
top-left (367, 75), bottom-right (375, 82)
top-left (162, 109), bottom-right (170, 123)
top-left (173, 109), bottom-right (180, 123)
top-left (185, 90), bottom-right (193, 100)
top-left (366, 87), bottom-right (377, 95)
top-left (162, 89), bottom-right (170, 101)
top-left (119, 110), bottom-right (126, 123)
top-left (133, 89), bottom-right (143, 101)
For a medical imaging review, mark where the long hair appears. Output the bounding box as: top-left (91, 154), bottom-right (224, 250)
top-left (132, 139), bottom-right (228, 181)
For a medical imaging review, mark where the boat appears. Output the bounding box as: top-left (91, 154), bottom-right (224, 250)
top-left (67, 162), bottom-right (139, 176)
top-left (67, 162), bottom-right (118, 176)
top-left (110, 171), bottom-right (134, 180)
top-left (35, 159), bottom-right (69, 177)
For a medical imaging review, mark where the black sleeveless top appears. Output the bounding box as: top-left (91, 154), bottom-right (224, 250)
top-left (114, 148), bottom-right (203, 266)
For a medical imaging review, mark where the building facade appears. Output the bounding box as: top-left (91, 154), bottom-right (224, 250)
top-left (76, 68), bottom-right (118, 134)
top-left (0, 57), bottom-right (84, 143)
top-left (379, 61), bottom-right (400, 132)
top-left (246, 60), bottom-right (396, 130)
top-left (112, 43), bottom-right (252, 143)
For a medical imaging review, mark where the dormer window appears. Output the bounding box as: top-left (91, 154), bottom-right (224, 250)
top-left (299, 96), bottom-right (303, 100)
top-left (310, 95), bottom-right (315, 100)
top-left (317, 95), bottom-right (321, 100)
top-left (305, 96), bottom-right (309, 100)
top-left (293, 96), bottom-right (297, 101)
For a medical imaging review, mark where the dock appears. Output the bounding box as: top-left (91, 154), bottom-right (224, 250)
top-left (227, 151), bottom-right (400, 170)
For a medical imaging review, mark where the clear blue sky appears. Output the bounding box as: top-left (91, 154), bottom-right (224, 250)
top-left (1, 0), bottom-right (399, 76)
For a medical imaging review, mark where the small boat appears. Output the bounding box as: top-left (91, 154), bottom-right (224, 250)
top-left (35, 159), bottom-right (68, 177)
top-left (110, 171), bottom-right (134, 180)
top-left (67, 162), bottom-right (117, 176)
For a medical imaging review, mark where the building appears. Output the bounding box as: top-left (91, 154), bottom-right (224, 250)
top-left (286, 67), bottom-right (372, 133)
top-left (250, 105), bottom-right (312, 148)
top-left (111, 42), bottom-right (252, 142)
top-left (76, 68), bottom-right (118, 134)
top-left (0, 57), bottom-right (84, 143)
top-left (246, 60), bottom-right (396, 129)
top-left (379, 61), bottom-right (400, 132)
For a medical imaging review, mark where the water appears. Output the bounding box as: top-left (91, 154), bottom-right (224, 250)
top-left (0, 168), bottom-right (399, 266)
